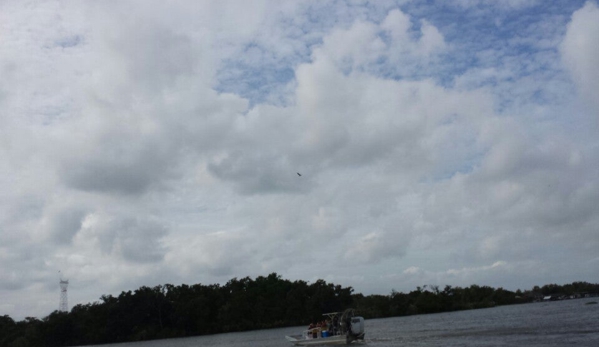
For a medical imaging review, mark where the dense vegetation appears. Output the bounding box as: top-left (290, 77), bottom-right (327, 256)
top-left (1, 274), bottom-right (597, 347)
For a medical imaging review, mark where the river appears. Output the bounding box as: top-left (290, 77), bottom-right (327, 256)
top-left (81, 297), bottom-right (599, 347)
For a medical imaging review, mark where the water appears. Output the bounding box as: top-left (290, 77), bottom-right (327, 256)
top-left (366, 298), bottom-right (598, 346)
top-left (82, 298), bottom-right (599, 347)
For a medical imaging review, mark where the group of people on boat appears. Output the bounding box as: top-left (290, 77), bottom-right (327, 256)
top-left (308, 321), bottom-right (328, 330)
top-left (307, 315), bottom-right (340, 338)
top-left (286, 310), bottom-right (365, 345)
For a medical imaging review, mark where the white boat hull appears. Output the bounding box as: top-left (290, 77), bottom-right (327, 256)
top-left (285, 333), bottom-right (365, 346)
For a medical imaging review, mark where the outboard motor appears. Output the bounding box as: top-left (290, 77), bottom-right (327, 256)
top-left (350, 316), bottom-right (364, 335)
top-left (340, 309), bottom-right (366, 343)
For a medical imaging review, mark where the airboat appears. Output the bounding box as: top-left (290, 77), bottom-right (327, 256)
top-left (285, 309), bottom-right (365, 345)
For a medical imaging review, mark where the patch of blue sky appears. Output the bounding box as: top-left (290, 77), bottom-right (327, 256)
top-left (54, 35), bottom-right (82, 48)
top-left (425, 145), bottom-right (485, 180)
top-left (401, 0), bottom-right (587, 72)
top-left (430, 157), bottom-right (481, 181)
top-left (413, 2), bottom-right (586, 117)
top-left (216, 1), bottom-right (588, 109)
top-left (214, 1), bottom-right (403, 107)
top-left (429, 135), bottom-right (485, 182)
top-left (216, 59), bottom-right (296, 108)
top-left (401, 1), bottom-right (579, 85)
top-left (306, 0), bottom-right (396, 28)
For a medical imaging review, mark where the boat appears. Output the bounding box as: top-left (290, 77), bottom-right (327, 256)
top-left (285, 309), bottom-right (366, 345)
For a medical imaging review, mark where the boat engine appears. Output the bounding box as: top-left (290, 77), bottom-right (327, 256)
top-left (350, 316), bottom-right (364, 335)
top-left (340, 309), bottom-right (365, 343)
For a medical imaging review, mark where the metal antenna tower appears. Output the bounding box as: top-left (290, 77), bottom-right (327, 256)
top-left (59, 271), bottom-right (69, 312)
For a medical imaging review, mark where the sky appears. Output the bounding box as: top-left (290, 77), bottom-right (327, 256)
top-left (1, 0), bottom-right (598, 320)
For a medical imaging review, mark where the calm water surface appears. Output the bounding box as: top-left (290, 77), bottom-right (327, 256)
top-left (83, 298), bottom-right (599, 347)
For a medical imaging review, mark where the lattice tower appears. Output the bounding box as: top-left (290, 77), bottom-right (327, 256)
top-left (59, 279), bottom-right (69, 312)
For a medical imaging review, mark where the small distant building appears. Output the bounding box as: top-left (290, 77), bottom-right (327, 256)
top-left (543, 294), bottom-right (567, 301)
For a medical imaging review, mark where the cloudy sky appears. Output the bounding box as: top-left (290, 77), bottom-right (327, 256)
top-left (1, 0), bottom-right (598, 320)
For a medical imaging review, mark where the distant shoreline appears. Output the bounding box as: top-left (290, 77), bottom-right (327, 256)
top-left (1, 275), bottom-right (597, 347)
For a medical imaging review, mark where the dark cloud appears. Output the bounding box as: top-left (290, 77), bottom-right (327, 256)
top-left (208, 150), bottom-right (310, 195)
top-left (60, 150), bottom-right (173, 196)
top-left (46, 209), bottom-right (86, 245)
top-left (84, 215), bottom-right (168, 264)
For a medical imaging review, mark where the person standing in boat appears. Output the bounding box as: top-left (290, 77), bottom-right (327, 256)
top-left (332, 315), bottom-right (339, 335)
top-left (344, 315), bottom-right (351, 334)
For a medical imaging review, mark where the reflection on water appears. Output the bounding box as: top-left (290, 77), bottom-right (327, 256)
top-left (81, 298), bottom-right (599, 347)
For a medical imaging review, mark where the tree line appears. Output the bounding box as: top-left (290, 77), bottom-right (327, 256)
top-left (1, 273), bottom-right (597, 347)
